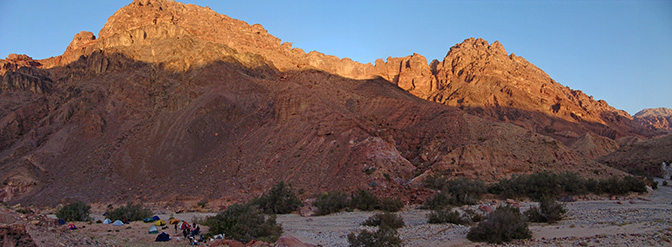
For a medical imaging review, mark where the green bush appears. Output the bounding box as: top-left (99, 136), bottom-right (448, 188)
top-left (350, 189), bottom-right (379, 211)
top-left (347, 227), bottom-right (402, 247)
top-left (423, 173), bottom-right (450, 190)
top-left (56, 201), bottom-right (91, 221)
top-left (378, 197), bottom-right (404, 212)
top-left (313, 191), bottom-right (349, 216)
top-left (423, 176), bottom-right (486, 207)
top-left (106, 202), bottom-right (152, 222)
top-left (595, 176), bottom-right (647, 195)
top-left (361, 212), bottom-right (405, 230)
top-left (525, 198), bottom-right (566, 224)
top-left (444, 177), bottom-right (487, 205)
top-left (490, 172), bottom-right (647, 200)
top-left (422, 190), bottom-right (451, 210)
top-left (251, 182), bottom-right (302, 214)
top-left (427, 208), bottom-right (467, 225)
top-left (467, 206), bottom-right (531, 244)
top-left (205, 203), bottom-right (282, 243)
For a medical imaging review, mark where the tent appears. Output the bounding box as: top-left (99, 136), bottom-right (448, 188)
top-left (154, 220), bottom-right (166, 226)
top-left (67, 224), bottom-right (77, 230)
top-left (112, 220), bottom-right (124, 226)
top-left (149, 225), bottom-right (159, 234)
top-left (152, 215), bottom-right (160, 221)
top-left (103, 218), bottom-right (112, 224)
top-left (177, 221), bottom-right (190, 230)
top-left (57, 219), bottom-right (66, 225)
top-left (155, 232), bottom-right (171, 242)
top-left (143, 217), bottom-right (155, 223)
top-left (168, 218), bottom-right (180, 224)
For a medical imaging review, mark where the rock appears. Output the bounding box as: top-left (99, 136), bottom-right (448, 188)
top-left (0, 223), bottom-right (38, 247)
top-left (209, 239), bottom-right (245, 247)
top-left (299, 205), bottom-right (318, 217)
top-left (478, 205), bottom-right (493, 213)
top-left (275, 235), bottom-right (316, 247)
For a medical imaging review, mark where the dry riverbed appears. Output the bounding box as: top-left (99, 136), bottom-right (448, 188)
top-left (5, 179), bottom-right (672, 246)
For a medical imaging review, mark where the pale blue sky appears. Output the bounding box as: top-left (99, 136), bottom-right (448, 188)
top-left (1, 0), bottom-right (670, 115)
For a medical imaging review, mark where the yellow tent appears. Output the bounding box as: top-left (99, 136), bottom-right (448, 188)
top-left (154, 220), bottom-right (166, 226)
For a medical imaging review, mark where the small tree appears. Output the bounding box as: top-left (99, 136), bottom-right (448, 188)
top-left (106, 202), bottom-right (152, 222)
top-left (347, 227), bottom-right (402, 247)
top-left (56, 201), bottom-right (91, 221)
top-left (467, 206), bottom-right (531, 244)
top-left (427, 208), bottom-right (467, 225)
top-left (251, 182), bottom-right (302, 214)
top-left (205, 203), bottom-right (282, 243)
top-left (525, 198), bottom-right (566, 224)
top-left (361, 212), bottom-right (405, 230)
top-left (313, 191), bottom-right (349, 216)
top-left (350, 189), bottom-right (380, 211)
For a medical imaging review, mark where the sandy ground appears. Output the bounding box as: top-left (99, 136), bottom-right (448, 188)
top-left (9, 178), bottom-right (672, 246)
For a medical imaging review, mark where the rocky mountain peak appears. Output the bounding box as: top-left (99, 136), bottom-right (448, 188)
top-left (634, 107), bottom-right (672, 131)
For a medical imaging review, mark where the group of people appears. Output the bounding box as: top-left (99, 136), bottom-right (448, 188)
top-left (174, 222), bottom-right (203, 245)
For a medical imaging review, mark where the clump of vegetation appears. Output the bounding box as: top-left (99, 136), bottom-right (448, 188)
top-left (490, 172), bottom-right (648, 200)
top-left (56, 201), bottom-right (91, 222)
top-left (427, 208), bottom-right (468, 225)
top-left (467, 206), bottom-right (531, 244)
top-left (361, 212), bottom-right (405, 229)
top-left (205, 203), bottom-right (282, 243)
top-left (197, 199), bottom-right (208, 208)
top-left (106, 202), bottom-right (152, 222)
top-left (422, 190), bottom-right (451, 210)
top-left (525, 197), bottom-right (566, 224)
top-left (251, 181), bottom-right (302, 214)
top-left (16, 208), bottom-right (33, 215)
top-left (350, 189), bottom-right (380, 211)
top-left (347, 227), bottom-right (402, 247)
top-left (313, 191), bottom-right (349, 216)
top-left (423, 175), bottom-right (487, 207)
top-left (378, 197), bottom-right (404, 212)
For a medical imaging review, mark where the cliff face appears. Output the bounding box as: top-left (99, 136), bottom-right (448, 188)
top-left (634, 108), bottom-right (672, 132)
top-left (0, 0), bottom-right (638, 206)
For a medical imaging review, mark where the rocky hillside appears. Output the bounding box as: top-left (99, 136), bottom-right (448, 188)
top-left (599, 134), bottom-right (672, 177)
top-left (0, 0), bottom-right (634, 206)
top-left (634, 107), bottom-right (672, 132)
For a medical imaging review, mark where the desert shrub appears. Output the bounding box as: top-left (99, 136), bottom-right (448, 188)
top-left (423, 173), bottom-right (450, 190)
top-left (251, 181), bottom-right (302, 214)
top-left (106, 202), bottom-right (152, 222)
top-left (664, 181), bottom-right (669, 186)
top-left (361, 212), bottom-right (405, 230)
top-left (595, 176), bottom-right (647, 195)
top-left (378, 197), bottom-right (404, 212)
top-left (467, 205), bottom-right (531, 244)
top-left (313, 191), bottom-right (349, 216)
top-left (205, 203), bottom-right (282, 243)
top-left (492, 172), bottom-right (585, 200)
top-left (16, 208), bottom-right (33, 214)
top-left (350, 189), bottom-right (380, 211)
top-left (427, 208), bottom-right (467, 225)
top-left (422, 190), bottom-right (451, 210)
top-left (347, 227), bottom-right (402, 247)
top-left (56, 201), bottom-right (91, 221)
top-left (444, 177), bottom-right (487, 205)
top-left (526, 200), bottom-right (567, 224)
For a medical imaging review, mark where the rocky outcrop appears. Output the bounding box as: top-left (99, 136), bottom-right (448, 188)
top-left (375, 38), bottom-right (643, 143)
top-left (0, 0), bottom-right (636, 206)
top-left (599, 134), bottom-right (672, 177)
top-left (0, 223), bottom-right (37, 247)
top-left (634, 107), bottom-right (672, 131)
top-left (569, 133), bottom-right (620, 160)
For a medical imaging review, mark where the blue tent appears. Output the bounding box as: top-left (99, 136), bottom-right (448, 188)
top-left (152, 215), bottom-right (160, 221)
top-left (112, 220), bottom-right (124, 226)
top-left (155, 232), bottom-right (171, 242)
top-left (57, 219), bottom-right (66, 225)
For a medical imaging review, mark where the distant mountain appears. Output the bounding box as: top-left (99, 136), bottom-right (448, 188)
top-left (633, 107), bottom-right (672, 131)
top-left (0, 0), bottom-right (636, 206)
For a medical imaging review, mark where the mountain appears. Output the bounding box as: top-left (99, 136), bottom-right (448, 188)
top-left (599, 134), bottom-right (672, 177)
top-left (0, 0), bottom-right (633, 206)
top-left (633, 107), bottom-right (672, 132)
